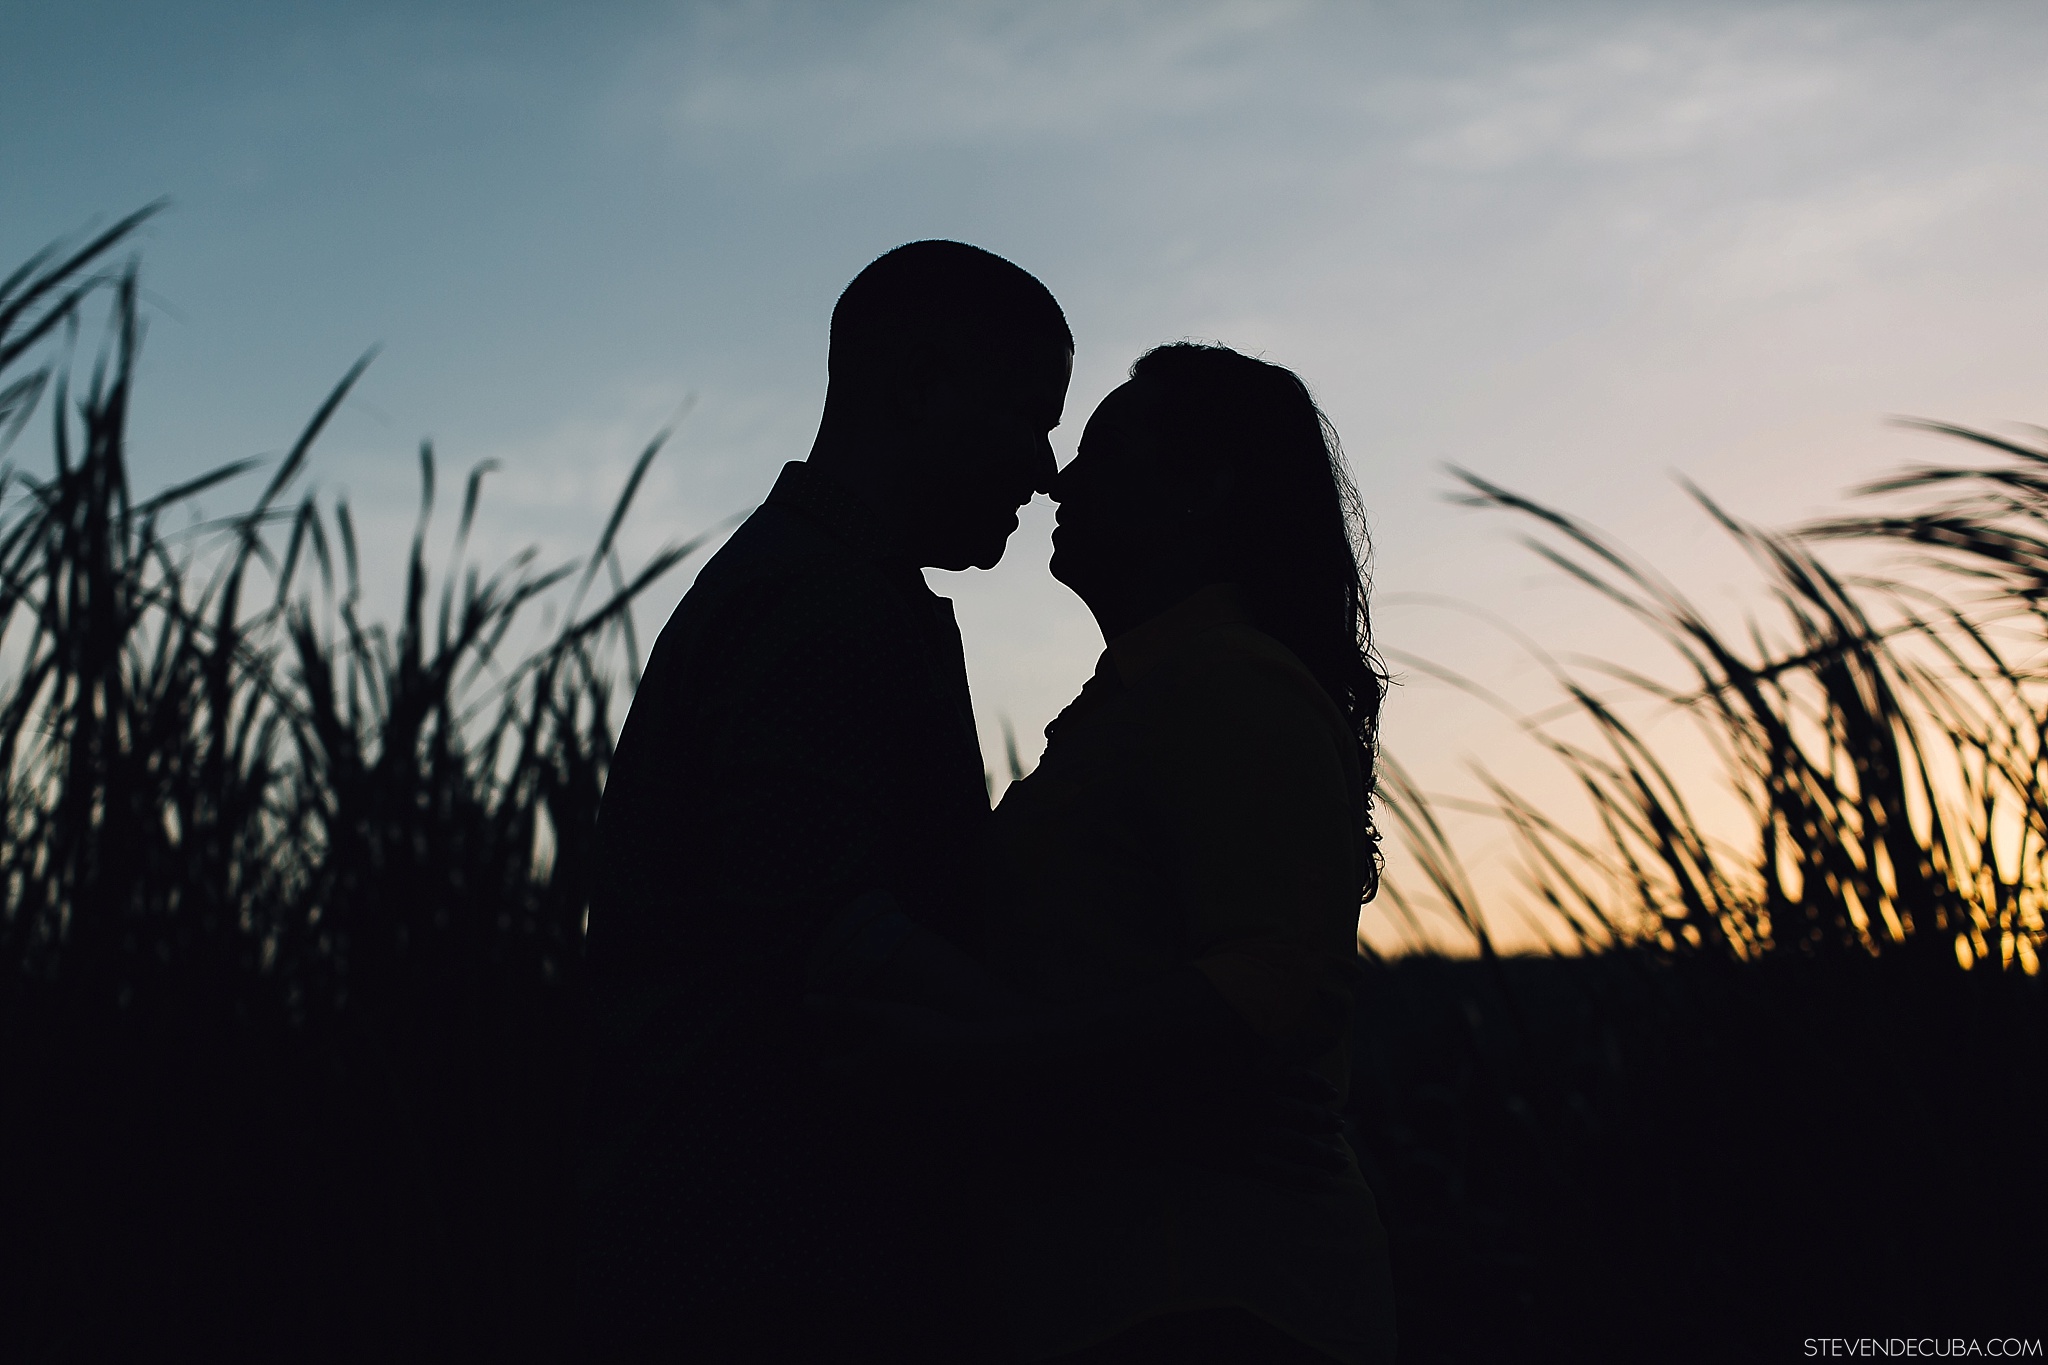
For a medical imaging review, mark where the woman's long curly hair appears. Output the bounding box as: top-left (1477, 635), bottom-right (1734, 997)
top-left (1129, 342), bottom-right (1391, 900)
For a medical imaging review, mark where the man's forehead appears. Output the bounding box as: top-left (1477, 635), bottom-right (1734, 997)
top-left (982, 342), bottom-right (1071, 421)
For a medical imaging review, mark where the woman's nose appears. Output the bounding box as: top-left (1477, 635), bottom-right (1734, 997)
top-left (1045, 453), bottom-right (1079, 503)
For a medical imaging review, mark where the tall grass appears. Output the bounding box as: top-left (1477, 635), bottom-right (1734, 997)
top-left (1374, 457), bottom-right (2048, 979)
top-left (1353, 439), bottom-right (2048, 1359)
top-left (18, 214), bottom-right (2034, 1025)
top-left (1, 211), bottom-right (725, 1362)
top-left (0, 212), bottom-right (706, 1026)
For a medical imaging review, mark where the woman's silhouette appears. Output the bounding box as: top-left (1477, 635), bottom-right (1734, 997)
top-left (814, 342), bottom-right (1397, 1363)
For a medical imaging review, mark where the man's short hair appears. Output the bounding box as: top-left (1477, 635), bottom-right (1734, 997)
top-left (828, 241), bottom-right (1071, 399)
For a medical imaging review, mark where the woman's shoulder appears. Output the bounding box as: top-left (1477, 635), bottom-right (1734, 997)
top-left (1136, 621), bottom-right (1347, 733)
top-left (1127, 623), bottom-right (1362, 806)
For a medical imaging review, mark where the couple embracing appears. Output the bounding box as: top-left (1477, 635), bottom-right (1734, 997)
top-left (577, 241), bottom-right (1398, 1364)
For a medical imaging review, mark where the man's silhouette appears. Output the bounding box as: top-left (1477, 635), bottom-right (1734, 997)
top-left (577, 242), bottom-right (1071, 1361)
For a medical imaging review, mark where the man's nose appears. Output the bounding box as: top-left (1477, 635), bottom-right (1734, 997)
top-left (1037, 441), bottom-right (1073, 501)
top-left (1031, 436), bottom-right (1060, 499)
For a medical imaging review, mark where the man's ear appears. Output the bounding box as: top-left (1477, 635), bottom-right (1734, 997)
top-left (895, 338), bottom-right (979, 424)
top-left (856, 342), bottom-right (935, 437)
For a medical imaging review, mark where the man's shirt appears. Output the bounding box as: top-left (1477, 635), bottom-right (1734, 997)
top-left (578, 459), bottom-right (994, 1350)
top-left (594, 459), bottom-right (990, 962)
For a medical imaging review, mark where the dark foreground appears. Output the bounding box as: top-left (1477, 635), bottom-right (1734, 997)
top-left (3, 949), bottom-right (2042, 1364)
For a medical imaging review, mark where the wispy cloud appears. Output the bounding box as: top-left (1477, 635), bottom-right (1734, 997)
top-left (1652, 165), bottom-right (2022, 309)
top-left (1399, 10), bottom-right (1855, 172)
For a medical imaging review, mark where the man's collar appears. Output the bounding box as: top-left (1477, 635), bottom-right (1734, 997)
top-left (764, 460), bottom-right (905, 564)
top-left (1106, 582), bottom-right (1252, 689)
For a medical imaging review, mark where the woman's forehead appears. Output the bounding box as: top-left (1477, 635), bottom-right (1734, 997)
top-left (1088, 379), bottom-right (1157, 429)
top-left (1081, 379), bottom-right (1158, 453)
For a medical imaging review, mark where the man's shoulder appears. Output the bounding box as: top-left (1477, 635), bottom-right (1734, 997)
top-left (639, 499), bottom-right (919, 697)
top-left (696, 497), bottom-right (855, 590)
top-left (676, 500), bottom-right (891, 617)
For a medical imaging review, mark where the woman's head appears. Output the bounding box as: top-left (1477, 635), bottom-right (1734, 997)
top-left (1051, 342), bottom-right (1388, 883)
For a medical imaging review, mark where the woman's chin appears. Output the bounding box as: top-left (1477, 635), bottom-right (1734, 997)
top-left (1048, 547), bottom-right (1092, 594)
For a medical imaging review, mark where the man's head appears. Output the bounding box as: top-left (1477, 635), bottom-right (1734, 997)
top-left (815, 241), bottom-right (1073, 571)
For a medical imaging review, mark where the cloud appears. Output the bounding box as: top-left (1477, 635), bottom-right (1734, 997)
top-left (1652, 165), bottom-right (2019, 309)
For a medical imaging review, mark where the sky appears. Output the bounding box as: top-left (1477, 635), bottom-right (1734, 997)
top-left (9, 0), bottom-right (2048, 951)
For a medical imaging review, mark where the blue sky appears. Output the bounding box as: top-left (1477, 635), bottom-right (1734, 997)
top-left (11, 1), bottom-right (2048, 949)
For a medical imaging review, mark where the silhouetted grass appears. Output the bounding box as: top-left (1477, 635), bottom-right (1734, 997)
top-left (0, 212), bottom-right (713, 1023)
top-left (1374, 461), bottom-right (2046, 978)
top-left (2, 216), bottom-right (2039, 1363)
top-left (1358, 441), bottom-right (2047, 1361)
top-left (0, 215), bottom-right (707, 1362)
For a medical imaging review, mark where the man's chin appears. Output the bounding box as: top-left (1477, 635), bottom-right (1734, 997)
top-left (933, 518), bottom-right (1020, 572)
top-left (928, 541), bottom-right (1007, 573)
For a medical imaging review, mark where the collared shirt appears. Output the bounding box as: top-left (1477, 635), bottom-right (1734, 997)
top-left (579, 460), bottom-right (995, 1353)
top-left (984, 583), bottom-right (1396, 1365)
